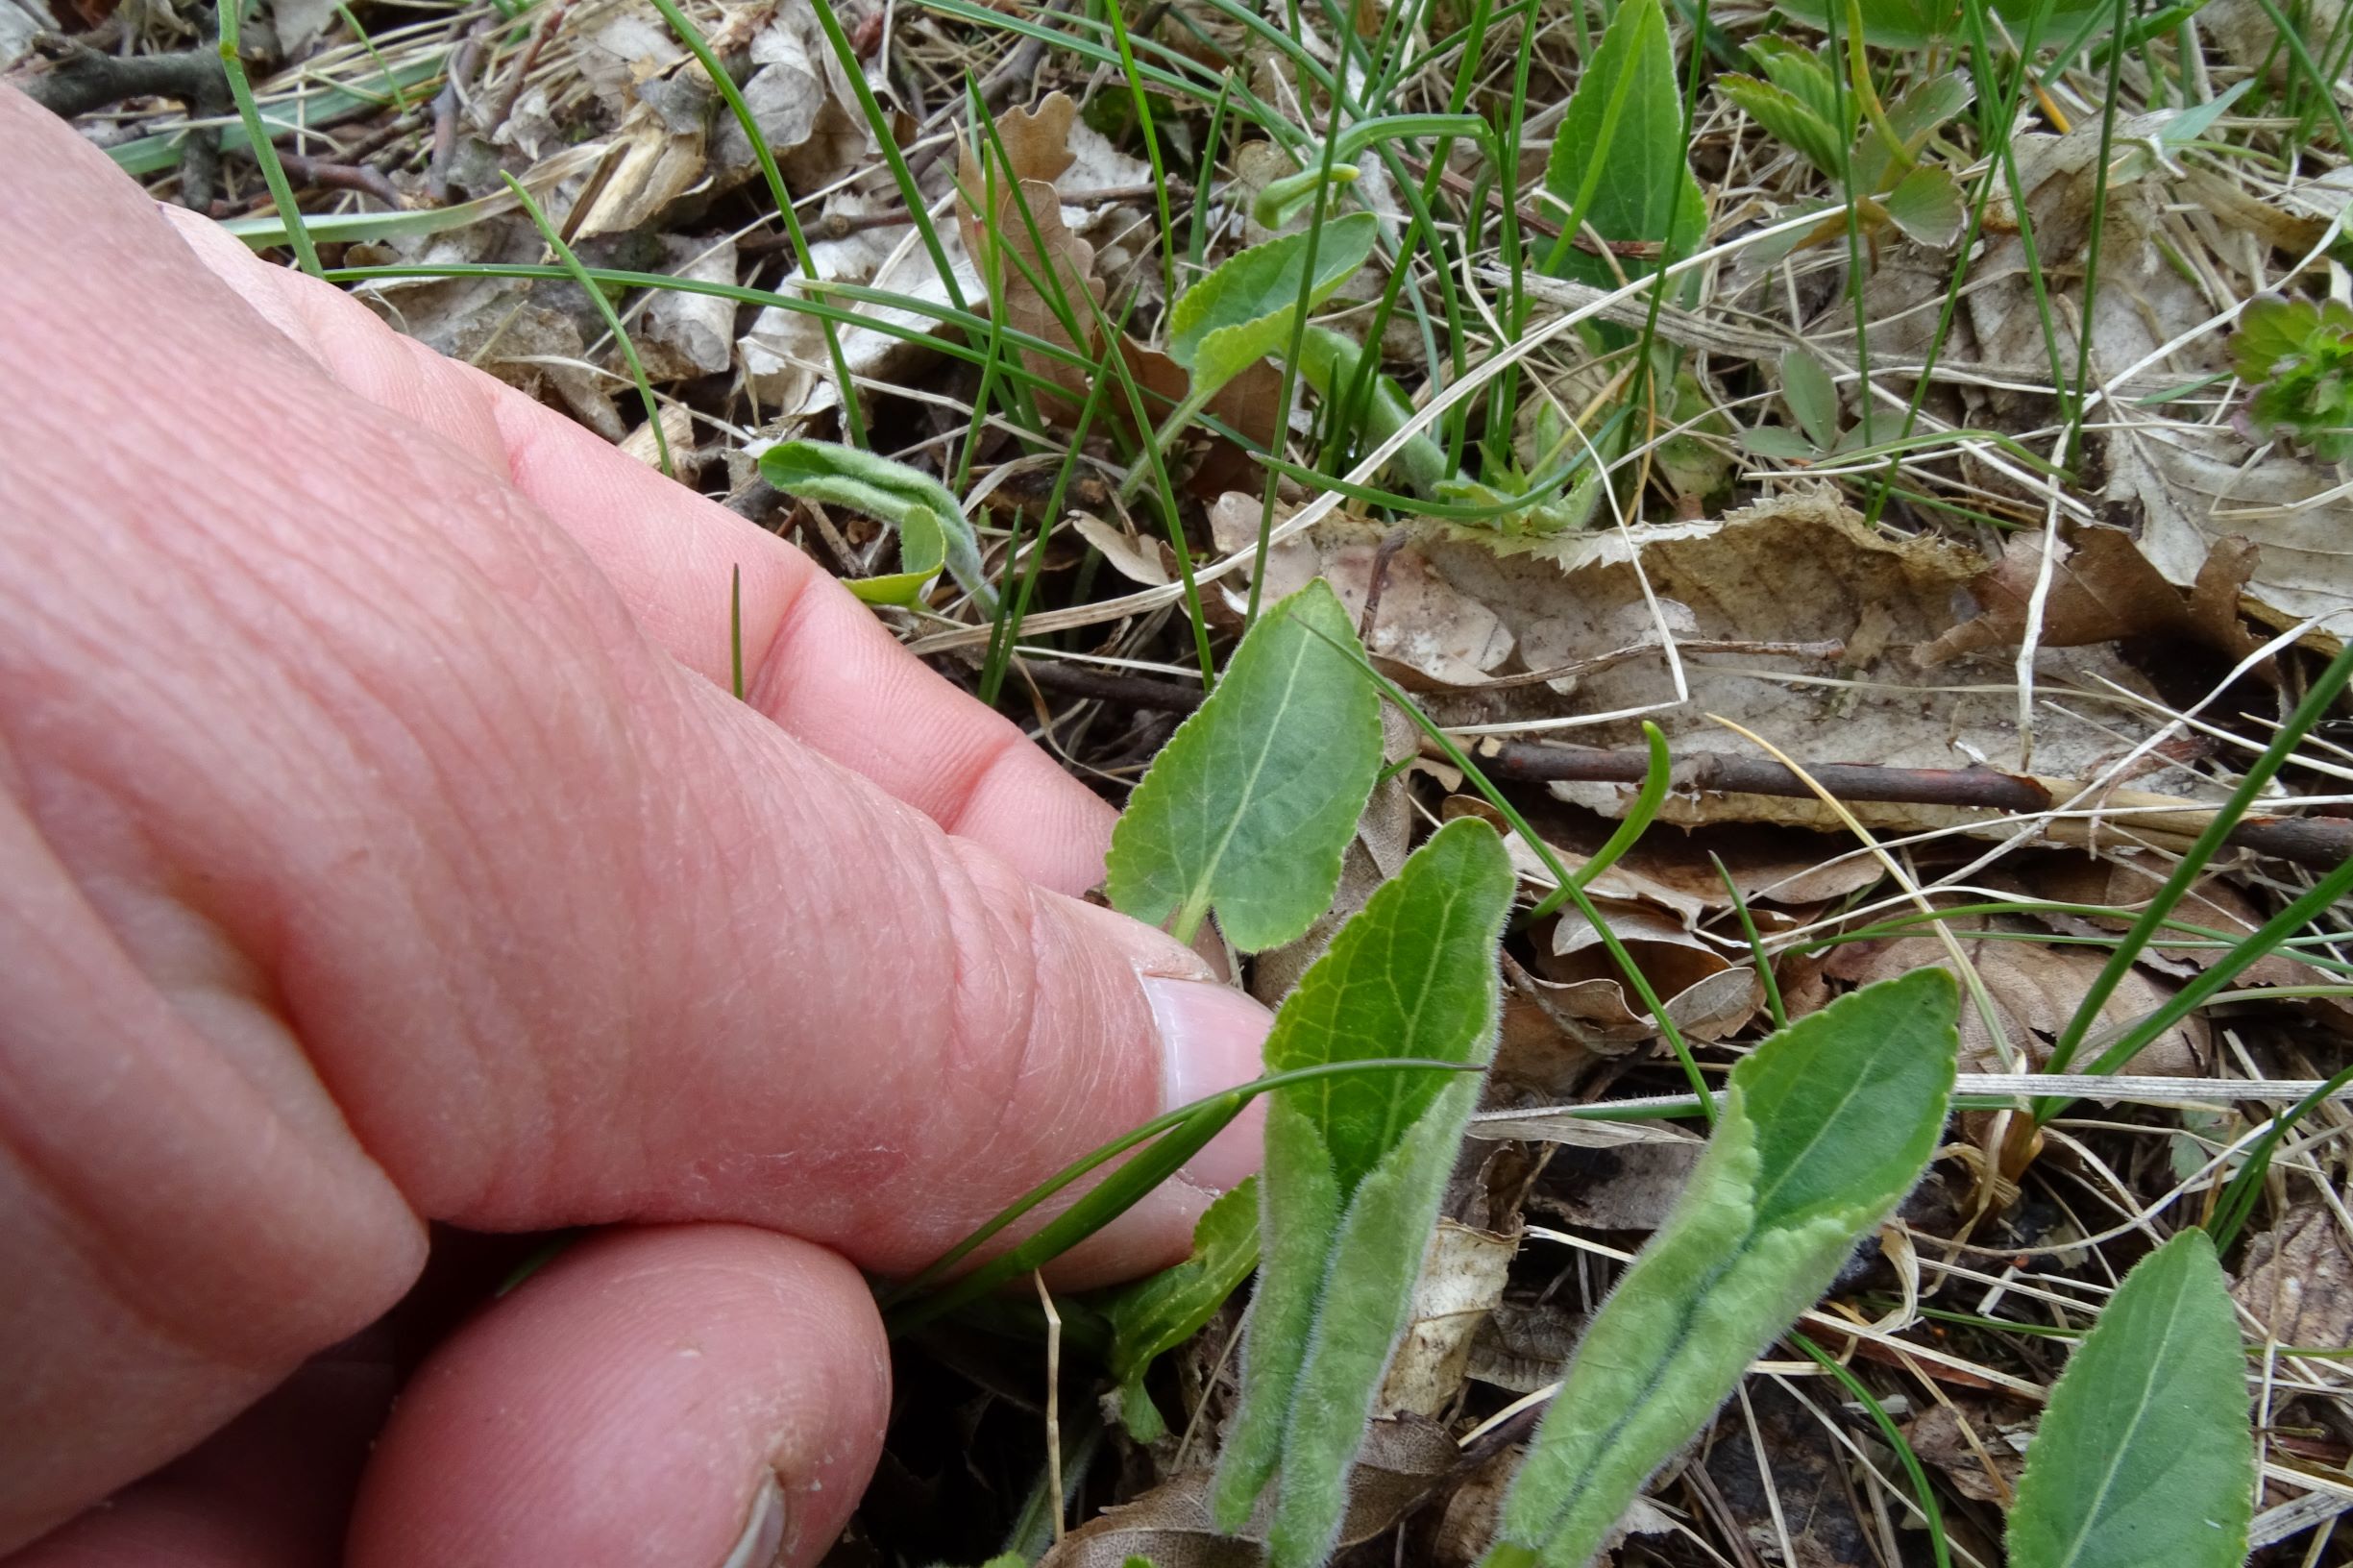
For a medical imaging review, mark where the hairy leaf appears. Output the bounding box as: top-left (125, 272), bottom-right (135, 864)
top-left (1536, 0), bottom-right (1708, 288)
top-left (1213, 818), bottom-right (1515, 1568)
top-left (759, 441), bottom-right (992, 609)
top-left (2005, 1231), bottom-right (2253, 1568)
top-left (1105, 578), bottom-right (1383, 950)
top-left (1168, 214), bottom-right (1380, 399)
top-left (1102, 1180), bottom-right (1261, 1440)
top-left (1488, 968), bottom-right (1959, 1568)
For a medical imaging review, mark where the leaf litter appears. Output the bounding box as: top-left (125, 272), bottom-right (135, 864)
top-left (33, 0), bottom-right (2353, 1557)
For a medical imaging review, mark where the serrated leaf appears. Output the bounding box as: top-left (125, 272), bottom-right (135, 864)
top-left (1536, 0), bottom-right (1708, 290)
top-left (1488, 968), bottom-right (1958, 1568)
top-left (1879, 163), bottom-right (1966, 248)
top-left (759, 441), bottom-right (992, 610)
top-left (1719, 74), bottom-right (1849, 180)
top-left (1167, 214), bottom-right (1380, 399)
top-left (1779, 347), bottom-right (1842, 452)
top-left (1105, 578), bottom-right (1383, 950)
top-left (1212, 818), bottom-right (1515, 1568)
top-left (2005, 1230), bottom-right (2253, 1568)
top-left (1101, 1179), bottom-right (1262, 1440)
top-left (1752, 41), bottom-right (1852, 142)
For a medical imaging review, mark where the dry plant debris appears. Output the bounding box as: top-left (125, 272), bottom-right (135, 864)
top-left (19, 0), bottom-right (2353, 1558)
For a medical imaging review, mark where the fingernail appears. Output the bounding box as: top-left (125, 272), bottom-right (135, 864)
top-left (718, 1472), bottom-right (787, 1568)
top-left (1142, 976), bottom-right (1272, 1193)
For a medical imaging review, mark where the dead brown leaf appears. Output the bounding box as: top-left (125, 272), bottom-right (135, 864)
top-left (1825, 928), bottom-right (2209, 1079)
top-left (1921, 524), bottom-right (2263, 667)
top-left (1903, 1395), bottom-right (2033, 1505)
top-left (1038, 1417), bottom-right (1462, 1568)
top-left (1376, 1220), bottom-right (1519, 1419)
top-left (2234, 1206), bottom-right (2353, 1350)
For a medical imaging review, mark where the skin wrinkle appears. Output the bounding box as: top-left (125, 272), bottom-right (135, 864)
top-left (2, 89), bottom-right (1270, 1556)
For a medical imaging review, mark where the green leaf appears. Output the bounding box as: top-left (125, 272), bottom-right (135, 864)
top-left (1878, 163), bottom-right (1967, 248)
top-left (2233, 296), bottom-right (2353, 462)
top-left (1850, 72), bottom-right (1974, 191)
top-left (1740, 424), bottom-right (1822, 461)
top-left (1779, 347), bottom-right (1843, 452)
top-left (1294, 326), bottom-right (1455, 496)
top-left (758, 441), bottom-right (993, 610)
top-left (1775, 0), bottom-right (2107, 46)
top-left (1536, 0), bottom-right (1708, 289)
top-left (1719, 74), bottom-right (1849, 180)
top-left (1100, 1179), bottom-right (1262, 1440)
top-left (2005, 1231), bottom-right (2253, 1568)
top-left (1212, 818), bottom-right (1516, 1568)
top-left (1488, 968), bottom-right (1959, 1568)
top-left (1167, 214), bottom-right (1380, 398)
top-left (1105, 578), bottom-right (1384, 950)
top-left (1752, 40), bottom-right (1853, 143)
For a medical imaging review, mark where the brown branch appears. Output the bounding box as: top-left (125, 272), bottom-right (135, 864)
top-left (999, 660), bottom-right (2353, 871)
top-left (1474, 739), bottom-right (2353, 872)
top-left (22, 29), bottom-right (236, 207)
top-left (19, 33), bottom-right (227, 117)
top-left (276, 152), bottom-right (402, 208)
top-left (426, 17), bottom-right (491, 203)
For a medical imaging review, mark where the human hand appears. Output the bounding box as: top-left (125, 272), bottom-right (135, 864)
top-left (0, 86), bottom-right (1269, 1567)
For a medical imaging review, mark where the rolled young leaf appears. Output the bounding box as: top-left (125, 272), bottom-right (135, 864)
top-left (759, 440), bottom-right (993, 611)
top-left (2005, 1230), bottom-right (2253, 1568)
top-left (1104, 577), bottom-right (1383, 950)
top-left (1488, 967), bottom-right (1959, 1568)
top-left (1212, 817), bottom-right (1516, 1568)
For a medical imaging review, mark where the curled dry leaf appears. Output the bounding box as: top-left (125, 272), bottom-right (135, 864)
top-left (636, 234), bottom-right (739, 380)
top-left (1409, 486), bottom-right (2213, 837)
top-left (1825, 928), bottom-right (2208, 1080)
top-left (2232, 1206), bottom-right (2353, 1351)
top-left (1038, 1418), bottom-right (1464, 1568)
top-left (955, 92), bottom-right (1103, 415)
top-left (1213, 501), bottom-right (1516, 687)
top-left (1374, 1220), bottom-right (1519, 1419)
top-left (1538, 897), bottom-right (1765, 1043)
top-left (1902, 1396), bottom-right (2033, 1506)
top-left (1920, 524), bottom-right (2264, 668)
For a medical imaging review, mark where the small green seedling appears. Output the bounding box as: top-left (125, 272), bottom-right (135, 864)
top-left (1488, 968), bottom-right (1960, 1568)
top-left (759, 441), bottom-right (993, 611)
top-left (1213, 816), bottom-right (1517, 1568)
top-left (2005, 1230), bottom-right (2253, 1568)
top-left (1105, 578), bottom-right (1384, 950)
top-left (1744, 346), bottom-right (1865, 461)
top-left (2231, 295), bottom-right (2353, 461)
top-left (1719, 54), bottom-right (1973, 256)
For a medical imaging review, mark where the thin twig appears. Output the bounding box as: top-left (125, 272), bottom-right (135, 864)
top-left (993, 660), bottom-right (2352, 870)
top-left (276, 152), bottom-right (403, 208)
